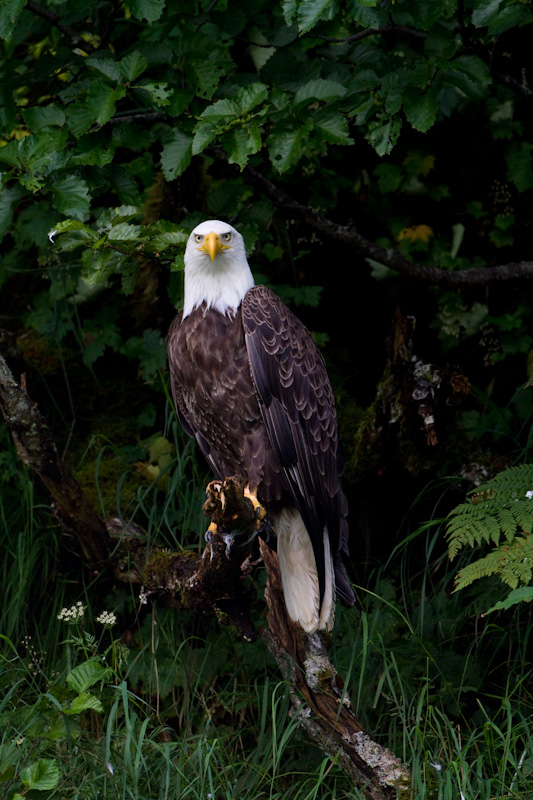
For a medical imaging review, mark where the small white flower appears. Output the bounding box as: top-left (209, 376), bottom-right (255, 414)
top-left (525, 490), bottom-right (533, 500)
top-left (48, 229), bottom-right (57, 243)
top-left (96, 611), bottom-right (117, 627)
top-left (57, 603), bottom-right (85, 623)
top-left (106, 762), bottom-right (114, 776)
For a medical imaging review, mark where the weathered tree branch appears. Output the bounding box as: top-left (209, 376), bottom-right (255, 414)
top-left (0, 354), bottom-right (410, 796)
top-left (25, 1), bottom-right (96, 54)
top-left (241, 163), bottom-right (533, 287)
top-left (111, 477), bottom-right (260, 641)
top-left (260, 540), bottom-right (410, 799)
top-left (0, 354), bottom-right (108, 567)
top-left (112, 476), bottom-right (412, 797)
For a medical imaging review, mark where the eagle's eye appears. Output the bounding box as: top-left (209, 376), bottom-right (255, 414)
top-left (222, 232), bottom-right (232, 242)
top-left (194, 234), bottom-right (203, 243)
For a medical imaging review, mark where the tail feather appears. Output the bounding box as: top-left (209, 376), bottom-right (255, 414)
top-left (275, 508), bottom-right (334, 633)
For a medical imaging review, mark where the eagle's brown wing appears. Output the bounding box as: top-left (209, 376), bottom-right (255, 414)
top-left (242, 286), bottom-right (354, 606)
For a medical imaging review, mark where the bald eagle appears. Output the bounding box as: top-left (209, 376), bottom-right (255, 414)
top-left (167, 220), bottom-right (355, 632)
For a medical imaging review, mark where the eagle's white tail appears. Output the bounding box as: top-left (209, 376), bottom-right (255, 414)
top-left (275, 508), bottom-right (335, 633)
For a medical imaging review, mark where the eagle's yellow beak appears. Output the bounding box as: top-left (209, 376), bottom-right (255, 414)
top-left (202, 232), bottom-right (226, 261)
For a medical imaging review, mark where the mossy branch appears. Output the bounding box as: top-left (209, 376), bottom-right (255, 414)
top-left (0, 355), bottom-right (410, 795)
top-left (0, 354), bottom-right (109, 568)
top-left (110, 478), bottom-right (260, 641)
top-left (259, 540), bottom-right (411, 798)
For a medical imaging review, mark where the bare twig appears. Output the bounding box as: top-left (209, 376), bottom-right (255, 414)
top-left (305, 24), bottom-right (427, 45)
top-left (25, 1), bottom-right (96, 54)
top-left (241, 164), bottom-right (533, 287)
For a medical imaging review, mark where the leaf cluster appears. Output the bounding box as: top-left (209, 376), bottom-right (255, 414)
top-left (447, 464), bottom-right (533, 592)
top-left (2, 0), bottom-right (529, 235)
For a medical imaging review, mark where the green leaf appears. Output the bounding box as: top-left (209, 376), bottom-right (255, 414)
top-left (66, 102), bottom-right (95, 138)
top-left (294, 78), bottom-right (347, 107)
top-left (234, 82), bottom-right (269, 113)
top-left (67, 691), bottom-right (105, 714)
top-left (107, 222), bottom-right (143, 241)
top-left (120, 50), bottom-right (148, 81)
top-left (87, 82), bottom-right (126, 126)
top-left (297, 0), bottom-right (334, 33)
top-left (192, 121), bottom-right (219, 156)
top-left (0, 0), bottom-right (25, 39)
top-left (349, 1), bottom-right (381, 27)
top-left (127, 0), bottom-right (165, 22)
top-left (349, 69), bottom-right (380, 94)
top-left (81, 247), bottom-right (117, 286)
top-left (110, 205), bottom-right (143, 223)
top-left (0, 140), bottom-right (22, 169)
top-left (506, 143), bottom-right (533, 192)
top-left (150, 226), bottom-right (188, 250)
top-left (48, 219), bottom-right (99, 243)
top-left (86, 55), bottom-right (121, 82)
top-left (487, 4), bottom-right (533, 35)
top-left (366, 116), bottom-right (402, 156)
top-left (282, 0), bottom-right (298, 24)
top-left (122, 329), bottom-right (167, 382)
top-left (0, 185), bottom-right (25, 239)
top-left (20, 759), bottom-right (60, 791)
top-left (199, 98), bottom-right (240, 121)
top-left (137, 81), bottom-right (172, 105)
top-left (414, 0), bottom-right (445, 30)
top-left (442, 55), bottom-right (491, 99)
top-left (23, 105), bottom-right (66, 132)
top-left (225, 125), bottom-right (262, 169)
top-left (485, 586), bottom-right (533, 614)
top-left (66, 659), bottom-right (112, 693)
top-left (269, 126), bottom-right (307, 172)
top-left (312, 109), bottom-right (353, 144)
top-left (52, 175), bottom-right (91, 220)
top-left (161, 130), bottom-right (193, 180)
top-left (192, 57), bottom-right (228, 100)
top-left (403, 89), bottom-right (439, 133)
top-left (471, 0), bottom-right (504, 28)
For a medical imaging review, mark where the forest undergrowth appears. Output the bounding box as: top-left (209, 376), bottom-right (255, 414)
top-left (1, 408), bottom-right (532, 800)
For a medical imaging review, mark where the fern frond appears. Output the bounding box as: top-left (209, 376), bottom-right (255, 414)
top-left (446, 464), bottom-right (533, 601)
top-left (446, 464), bottom-right (533, 560)
top-left (453, 535), bottom-right (533, 591)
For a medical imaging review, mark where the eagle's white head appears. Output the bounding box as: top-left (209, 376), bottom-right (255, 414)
top-left (182, 219), bottom-right (255, 318)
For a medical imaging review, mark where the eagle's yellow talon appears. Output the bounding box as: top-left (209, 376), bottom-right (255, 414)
top-left (205, 521), bottom-right (218, 541)
top-left (244, 485), bottom-right (267, 529)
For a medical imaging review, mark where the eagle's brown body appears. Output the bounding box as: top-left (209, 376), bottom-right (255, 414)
top-left (168, 294), bottom-right (284, 504)
top-left (167, 220), bottom-right (354, 631)
top-left (168, 285), bottom-right (354, 624)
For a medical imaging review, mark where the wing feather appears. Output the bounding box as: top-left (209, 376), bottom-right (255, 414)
top-left (242, 285), bottom-right (352, 606)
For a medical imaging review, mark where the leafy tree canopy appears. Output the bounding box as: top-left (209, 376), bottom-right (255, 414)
top-left (2, 0), bottom-right (533, 559)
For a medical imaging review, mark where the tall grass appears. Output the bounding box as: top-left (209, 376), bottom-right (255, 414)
top-left (1, 423), bottom-right (532, 799)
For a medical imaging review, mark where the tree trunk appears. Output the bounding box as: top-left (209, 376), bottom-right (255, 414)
top-left (0, 354), bottom-right (410, 797)
top-left (0, 354), bottom-right (109, 568)
top-left (260, 540), bottom-right (410, 799)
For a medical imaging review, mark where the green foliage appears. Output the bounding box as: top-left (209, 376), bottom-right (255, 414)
top-left (3, 2), bottom-right (533, 797)
top-left (447, 464), bottom-right (533, 593)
